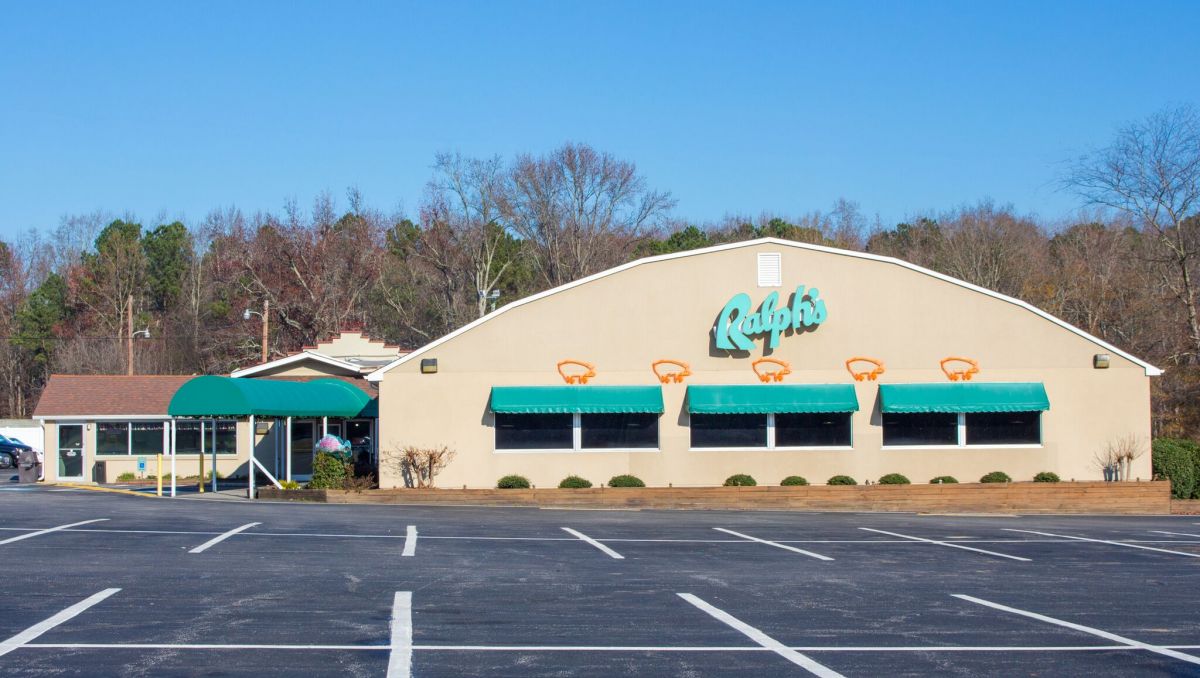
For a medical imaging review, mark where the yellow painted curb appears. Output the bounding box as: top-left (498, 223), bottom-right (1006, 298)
top-left (53, 483), bottom-right (160, 498)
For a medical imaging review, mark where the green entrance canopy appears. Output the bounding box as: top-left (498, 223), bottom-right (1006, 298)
top-left (168, 376), bottom-right (372, 418)
top-left (490, 386), bottom-right (664, 414)
top-left (687, 384), bottom-right (859, 414)
top-left (879, 382), bottom-right (1050, 414)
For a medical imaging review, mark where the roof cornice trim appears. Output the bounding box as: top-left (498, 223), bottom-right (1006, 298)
top-left (231, 350), bottom-right (363, 378)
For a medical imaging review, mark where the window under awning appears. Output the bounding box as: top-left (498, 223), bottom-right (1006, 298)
top-left (686, 384), bottom-right (860, 415)
top-left (490, 386), bottom-right (664, 414)
top-left (879, 382), bottom-right (1050, 414)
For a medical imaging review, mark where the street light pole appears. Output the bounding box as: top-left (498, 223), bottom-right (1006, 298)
top-left (243, 300), bottom-right (270, 363)
top-left (261, 299), bottom-right (269, 363)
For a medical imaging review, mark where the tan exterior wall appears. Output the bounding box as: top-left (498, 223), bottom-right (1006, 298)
top-left (377, 242), bottom-right (1154, 489)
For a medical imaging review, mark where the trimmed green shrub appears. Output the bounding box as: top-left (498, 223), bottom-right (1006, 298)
top-left (307, 452), bottom-right (349, 489)
top-left (980, 471), bottom-right (1012, 483)
top-left (781, 475), bottom-right (809, 486)
top-left (1152, 438), bottom-right (1197, 500)
top-left (497, 474), bottom-right (531, 489)
top-left (116, 472), bottom-right (137, 481)
top-left (1033, 471), bottom-right (1060, 483)
top-left (608, 474), bottom-right (645, 488)
top-left (558, 475), bottom-right (593, 489)
top-left (929, 475), bottom-right (958, 484)
top-left (878, 473), bottom-right (911, 485)
top-left (724, 474), bottom-right (757, 487)
top-left (827, 475), bottom-right (857, 486)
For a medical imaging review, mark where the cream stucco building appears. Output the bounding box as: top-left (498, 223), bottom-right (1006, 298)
top-left (368, 238), bottom-right (1158, 489)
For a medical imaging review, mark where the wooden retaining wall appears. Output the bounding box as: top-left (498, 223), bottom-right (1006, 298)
top-left (258, 480), bottom-right (1171, 514)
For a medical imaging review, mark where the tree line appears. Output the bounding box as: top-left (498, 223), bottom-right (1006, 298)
top-left (2, 108), bottom-right (1197, 437)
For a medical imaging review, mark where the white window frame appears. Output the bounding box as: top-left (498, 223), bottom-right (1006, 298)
top-left (494, 413), bottom-right (661, 454)
top-left (689, 413), bottom-right (854, 452)
top-left (173, 419), bottom-right (240, 456)
top-left (882, 413), bottom-right (1043, 450)
top-left (95, 420), bottom-right (168, 457)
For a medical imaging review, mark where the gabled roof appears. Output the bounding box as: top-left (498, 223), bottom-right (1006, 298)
top-left (231, 350), bottom-right (364, 378)
top-left (33, 375), bottom-right (195, 418)
top-left (365, 237), bottom-right (1162, 380)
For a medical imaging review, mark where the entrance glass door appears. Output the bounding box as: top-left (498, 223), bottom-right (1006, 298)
top-left (58, 425), bottom-right (84, 480)
top-left (345, 420), bottom-right (373, 474)
top-left (290, 421), bottom-right (315, 479)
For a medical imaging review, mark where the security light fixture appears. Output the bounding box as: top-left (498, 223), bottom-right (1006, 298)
top-left (1093, 354), bottom-right (1110, 369)
top-left (421, 358), bottom-right (438, 374)
top-left (132, 328), bottom-right (151, 339)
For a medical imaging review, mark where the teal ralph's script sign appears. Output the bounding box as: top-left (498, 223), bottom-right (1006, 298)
top-left (714, 286), bottom-right (827, 351)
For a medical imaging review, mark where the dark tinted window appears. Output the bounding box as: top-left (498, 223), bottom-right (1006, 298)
top-left (690, 414), bottom-right (768, 448)
top-left (131, 422), bottom-right (164, 455)
top-left (882, 413), bottom-right (958, 446)
top-left (495, 413), bottom-right (573, 450)
top-left (176, 422), bottom-right (202, 455)
top-left (97, 422), bottom-right (128, 455)
top-left (775, 413), bottom-right (852, 447)
top-left (966, 411), bottom-right (1040, 445)
top-left (581, 413), bottom-right (658, 449)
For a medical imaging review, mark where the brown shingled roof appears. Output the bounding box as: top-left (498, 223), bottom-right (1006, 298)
top-left (33, 375), bottom-right (195, 417)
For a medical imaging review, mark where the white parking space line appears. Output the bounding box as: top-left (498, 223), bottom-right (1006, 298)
top-left (23, 642), bottom-right (1200, 652)
top-left (1005, 529), bottom-right (1200, 558)
top-left (954, 594), bottom-right (1200, 667)
top-left (1152, 530), bottom-right (1200, 539)
top-left (402, 525), bottom-right (417, 557)
top-left (714, 528), bottom-right (834, 561)
top-left (388, 591), bottom-right (413, 678)
top-left (860, 528), bottom-right (1031, 562)
top-left (0, 588), bottom-right (120, 658)
top-left (188, 522), bottom-right (261, 554)
top-left (0, 519), bottom-right (108, 546)
top-left (561, 527), bottom-right (624, 559)
top-left (678, 593), bottom-right (845, 677)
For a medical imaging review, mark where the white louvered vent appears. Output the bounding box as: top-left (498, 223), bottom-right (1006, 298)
top-left (757, 252), bottom-right (782, 287)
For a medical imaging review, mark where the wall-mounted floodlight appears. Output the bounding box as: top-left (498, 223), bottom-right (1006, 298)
top-left (421, 358), bottom-right (438, 374)
top-left (1093, 354), bottom-right (1110, 369)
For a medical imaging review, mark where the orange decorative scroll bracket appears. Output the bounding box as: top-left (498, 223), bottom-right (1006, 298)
top-left (845, 357), bottom-right (886, 382)
top-left (752, 357), bottom-right (792, 383)
top-left (940, 357), bottom-right (980, 382)
top-left (651, 359), bottom-right (692, 384)
top-left (557, 359), bottom-right (596, 384)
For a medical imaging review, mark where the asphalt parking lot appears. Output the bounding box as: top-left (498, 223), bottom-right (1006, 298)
top-left (0, 486), bottom-right (1199, 677)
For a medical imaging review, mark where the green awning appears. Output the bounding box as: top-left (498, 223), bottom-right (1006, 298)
top-left (880, 382), bottom-right (1050, 414)
top-left (490, 386), bottom-right (664, 414)
top-left (687, 384), bottom-right (859, 414)
top-left (168, 376), bottom-right (372, 418)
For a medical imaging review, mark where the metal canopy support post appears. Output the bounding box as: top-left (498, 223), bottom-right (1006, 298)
top-left (285, 416), bottom-right (293, 482)
top-left (198, 421), bottom-right (205, 494)
top-left (211, 421), bottom-right (217, 493)
top-left (248, 415), bottom-right (256, 500)
top-left (170, 419), bottom-right (177, 498)
top-left (322, 416), bottom-right (328, 437)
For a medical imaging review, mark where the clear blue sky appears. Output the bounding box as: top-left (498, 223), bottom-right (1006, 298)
top-left (2, 1), bottom-right (1197, 238)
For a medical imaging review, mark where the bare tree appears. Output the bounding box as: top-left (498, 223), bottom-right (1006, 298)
top-left (429, 153), bottom-right (515, 318)
top-left (1065, 105), bottom-right (1200, 361)
top-left (502, 143), bottom-right (675, 287)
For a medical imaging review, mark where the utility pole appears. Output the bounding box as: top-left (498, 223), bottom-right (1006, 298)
top-left (261, 299), bottom-right (269, 363)
top-left (126, 293), bottom-right (134, 376)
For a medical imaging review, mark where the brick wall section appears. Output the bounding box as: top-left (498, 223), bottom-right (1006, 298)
top-left (260, 481), bottom-right (1170, 514)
